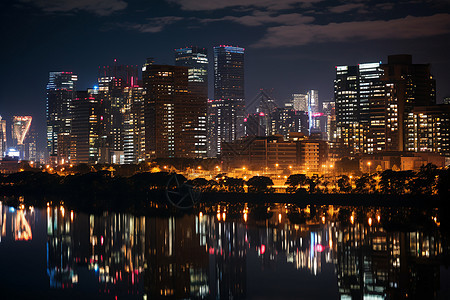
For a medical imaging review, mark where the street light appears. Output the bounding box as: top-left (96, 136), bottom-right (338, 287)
top-left (367, 161), bottom-right (371, 175)
top-left (275, 163), bottom-right (279, 174)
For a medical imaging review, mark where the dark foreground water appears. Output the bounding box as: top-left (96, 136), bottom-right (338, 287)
top-left (0, 201), bottom-right (449, 300)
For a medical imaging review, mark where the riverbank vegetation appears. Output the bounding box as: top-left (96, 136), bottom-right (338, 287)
top-left (0, 164), bottom-right (449, 211)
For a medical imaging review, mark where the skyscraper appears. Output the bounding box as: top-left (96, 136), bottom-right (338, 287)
top-left (307, 89), bottom-right (320, 134)
top-left (143, 62), bottom-right (200, 159)
top-left (380, 55), bottom-right (436, 152)
top-left (0, 116), bottom-right (6, 158)
top-left (334, 65), bottom-right (359, 155)
top-left (335, 55), bottom-right (436, 156)
top-left (122, 86), bottom-right (145, 164)
top-left (334, 63), bottom-right (384, 155)
top-left (70, 91), bottom-right (101, 164)
top-left (292, 94), bottom-right (308, 112)
top-left (11, 116), bottom-right (32, 160)
top-left (175, 47), bottom-right (208, 95)
top-left (175, 46), bottom-right (208, 158)
top-left (97, 61), bottom-right (140, 163)
top-left (211, 45), bottom-right (245, 156)
top-left (46, 72), bottom-right (77, 160)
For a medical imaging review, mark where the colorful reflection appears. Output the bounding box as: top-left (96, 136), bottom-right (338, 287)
top-left (0, 202), bottom-right (448, 299)
top-left (0, 202), bottom-right (35, 243)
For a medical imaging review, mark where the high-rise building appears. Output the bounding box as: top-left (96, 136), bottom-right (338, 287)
top-left (46, 72), bottom-right (77, 160)
top-left (359, 62), bottom-right (385, 154)
top-left (57, 132), bottom-right (71, 165)
top-left (11, 116), bottom-right (36, 161)
top-left (335, 55), bottom-right (437, 157)
top-left (334, 63), bottom-right (384, 155)
top-left (307, 89), bottom-right (325, 136)
top-left (0, 116), bottom-right (6, 158)
top-left (70, 91), bottom-right (101, 164)
top-left (175, 46), bottom-right (208, 158)
top-left (211, 45), bottom-right (245, 156)
top-left (307, 90), bottom-right (319, 115)
top-left (292, 94), bottom-right (308, 112)
top-left (175, 47), bottom-right (208, 96)
top-left (143, 62), bottom-right (201, 159)
top-left (96, 61), bottom-right (140, 163)
top-left (323, 100), bottom-right (336, 142)
top-left (334, 65), bottom-right (359, 155)
top-left (123, 86), bottom-right (145, 164)
top-left (244, 112), bottom-right (267, 137)
top-left (11, 116), bottom-right (32, 147)
top-left (405, 105), bottom-right (450, 156)
top-left (380, 55), bottom-right (436, 152)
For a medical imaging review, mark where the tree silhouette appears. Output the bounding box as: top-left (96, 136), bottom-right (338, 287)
top-left (285, 174), bottom-right (308, 193)
top-left (247, 176), bottom-right (274, 193)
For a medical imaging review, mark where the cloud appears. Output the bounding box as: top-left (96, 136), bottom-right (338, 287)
top-left (20, 0), bottom-right (127, 16)
top-left (328, 3), bottom-right (366, 14)
top-left (200, 11), bottom-right (315, 26)
top-left (127, 16), bottom-right (184, 33)
top-left (167, 0), bottom-right (322, 11)
top-left (375, 3), bottom-right (395, 11)
top-left (253, 13), bottom-right (450, 47)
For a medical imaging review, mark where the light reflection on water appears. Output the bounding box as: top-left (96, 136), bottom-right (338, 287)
top-left (0, 201), bottom-right (449, 299)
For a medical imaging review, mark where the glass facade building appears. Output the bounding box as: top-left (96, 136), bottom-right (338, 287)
top-left (46, 72), bottom-right (77, 159)
top-left (175, 46), bottom-right (208, 158)
top-left (211, 46), bottom-right (245, 156)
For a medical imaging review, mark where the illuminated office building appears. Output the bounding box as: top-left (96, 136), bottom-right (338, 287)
top-left (405, 105), bottom-right (450, 156)
top-left (211, 45), bottom-right (245, 156)
top-left (70, 91), bottom-right (101, 164)
top-left (222, 135), bottom-right (327, 171)
top-left (24, 126), bottom-right (37, 161)
top-left (143, 62), bottom-right (200, 159)
top-left (123, 86), bottom-right (145, 164)
top-left (334, 65), bottom-right (359, 155)
top-left (0, 116), bottom-right (6, 157)
top-left (244, 112), bottom-right (267, 137)
top-left (175, 46), bottom-right (208, 158)
top-left (175, 46), bottom-right (208, 94)
top-left (207, 99), bottom-right (219, 157)
top-left (358, 63), bottom-right (385, 153)
top-left (46, 72), bottom-right (77, 159)
top-left (336, 56), bottom-right (437, 157)
top-left (335, 63), bottom-right (384, 154)
top-left (323, 100), bottom-right (336, 142)
top-left (11, 116), bottom-right (32, 160)
top-left (307, 90), bottom-right (319, 115)
top-left (380, 55), bottom-right (436, 152)
top-left (97, 61), bottom-right (139, 163)
top-left (292, 93), bottom-right (308, 112)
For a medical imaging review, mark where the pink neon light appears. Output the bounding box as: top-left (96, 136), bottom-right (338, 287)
top-left (260, 244), bottom-right (266, 255)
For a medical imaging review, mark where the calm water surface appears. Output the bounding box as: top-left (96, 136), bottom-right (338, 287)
top-left (0, 201), bottom-right (449, 299)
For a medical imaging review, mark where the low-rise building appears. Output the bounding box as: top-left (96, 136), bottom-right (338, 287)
top-left (359, 151), bottom-right (445, 172)
top-left (222, 135), bottom-right (328, 172)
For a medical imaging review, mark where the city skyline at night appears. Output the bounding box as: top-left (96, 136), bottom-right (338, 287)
top-left (1, 0), bottom-right (450, 153)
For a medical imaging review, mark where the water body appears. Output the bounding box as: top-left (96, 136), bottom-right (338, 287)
top-left (0, 201), bottom-right (449, 299)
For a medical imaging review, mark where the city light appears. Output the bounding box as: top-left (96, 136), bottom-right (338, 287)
top-left (260, 244), bottom-right (266, 255)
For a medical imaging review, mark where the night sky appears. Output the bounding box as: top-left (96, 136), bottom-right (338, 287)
top-left (1, 0), bottom-right (450, 149)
